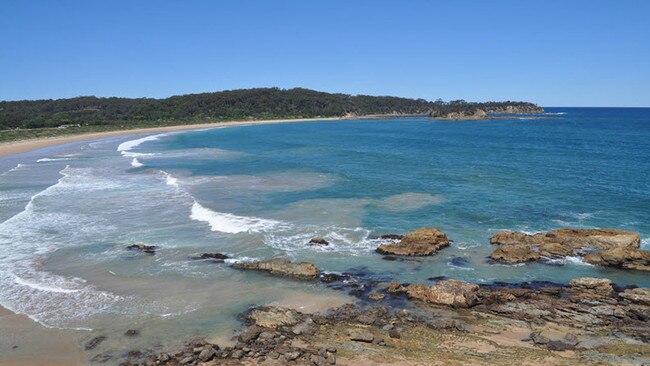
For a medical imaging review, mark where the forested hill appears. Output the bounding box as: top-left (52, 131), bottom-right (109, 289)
top-left (0, 88), bottom-right (543, 130)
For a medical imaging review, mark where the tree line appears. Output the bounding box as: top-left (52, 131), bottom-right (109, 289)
top-left (0, 88), bottom-right (542, 130)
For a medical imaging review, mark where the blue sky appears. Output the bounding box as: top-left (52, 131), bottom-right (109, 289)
top-left (1, 1), bottom-right (649, 106)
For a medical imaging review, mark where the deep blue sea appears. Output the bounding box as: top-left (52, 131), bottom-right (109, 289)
top-left (0, 108), bottom-right (649, 349)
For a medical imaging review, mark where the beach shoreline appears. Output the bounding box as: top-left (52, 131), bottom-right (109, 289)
top-left (0, 117), bottom-right (340, 158)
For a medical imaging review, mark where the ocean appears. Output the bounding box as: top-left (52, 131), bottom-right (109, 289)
top-left (0, 108), bottom-right (649, 355)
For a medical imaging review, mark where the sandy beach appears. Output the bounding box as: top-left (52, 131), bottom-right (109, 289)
top-left (0, 305), bottom-right (85, 366)
top-left (0, 117), bottom-right (340, 158)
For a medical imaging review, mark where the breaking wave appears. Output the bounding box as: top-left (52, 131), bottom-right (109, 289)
top-left (117, 133), bottom-right (169, 157)
top-left (130, 158), bottom-right (144, 168)
top-left (190, 201), bottom-right (280, 234)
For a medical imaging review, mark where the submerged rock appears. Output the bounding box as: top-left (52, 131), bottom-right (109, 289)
top-left (124, 329), bottom-right (140, 337)
top-left (84, 335), bottom-right (107, 350)
top-left (376, 228), bottom-right (450, 256)
top-left (403, 279), bottom-right (479, 308)
top-left (126, 244), bottom-right (157, 255)
top-left (193, 252), bottom-right (229, 261)
top-left (583, 247), bottom-right (650, 271)
top-left (490, 228), bottom-right (640, 253)
top-left (489, 245), bottom-right (540, 263)
top-left (232, 258), bottom-right (319, 279)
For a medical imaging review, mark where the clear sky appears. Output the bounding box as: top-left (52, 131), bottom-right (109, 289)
top-left (1, 0), bottom-right (649, 106)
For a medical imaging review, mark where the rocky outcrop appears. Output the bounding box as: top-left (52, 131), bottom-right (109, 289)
top-left (490, 228), bottom-right (640, 252)
top-left (485, 105), bottom-right (544, 114)
top-left (619, 288), bottom-right (650, 306)
top-left (584, 247), bottom-right (650, 271)
top-left (232, 258), bottom-right (319, 279)
top-left (488, 228), bottom-right (642, 269)
top-left (126, 244), bottom-right (157, 255)
top-left (489, 245), bottom-right (540, 263)
top-left (395, 279), bottom-right (479, 308)
top-left (386, 276), bottom-right (649, 339)
top-left (133, 279), bottom-right (650, 366)
top-left (376, 228), bottom-right (450, 256)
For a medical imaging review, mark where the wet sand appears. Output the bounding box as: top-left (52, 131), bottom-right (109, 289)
top-left (0, 306), bottom-right (85, 366)
top-left (0, 117), bottom-right (340, 158)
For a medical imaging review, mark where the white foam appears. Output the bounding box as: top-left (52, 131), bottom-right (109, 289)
top-left (0, 166), bottom-right (121, 328)
top-left (130, 158), bottom-right (144, 168)
top-left (37, 157), bottom-right (72, 163)
top-left (543, 256), bottom-right (593, 266)
top-left (264, 226), bottom-right (374, 255)
top-left (190, 201), bottom-right (280, 234)
top-left (11, 273), bottom-right (80, 293)
top-left (164, 172), bottom-right (179, 187)
top-left (224, 256), bottom-right (262, 264)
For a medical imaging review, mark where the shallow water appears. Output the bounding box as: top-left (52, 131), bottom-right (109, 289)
top-left (0, 108), bottom-right (649, 359)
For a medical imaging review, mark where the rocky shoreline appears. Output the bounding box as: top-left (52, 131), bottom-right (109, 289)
top-left (111, 274), bottom-right (649, 366)
top-left (92, 228), bottom-right (649, 365)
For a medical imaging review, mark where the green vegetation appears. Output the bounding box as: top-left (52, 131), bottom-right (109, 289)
top-left (0, 88), bottom-right (542, 142)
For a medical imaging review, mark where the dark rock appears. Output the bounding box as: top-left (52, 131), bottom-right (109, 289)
top-left (449, 257), bottom-right (470, 267)
top-left (85, 335), bottom-right (107, 350)
top-left (546, 340), bottom-right (573, 351)
top-left (530, 332), bottom-right (550, 345)
top-left (126, 244), bottom-right (157, 255)
top-left (90, 352), bottom-right (113, 363)
top-left (179, 355), bottom-right (194, 364)
top-left (308, 237), bottom-right (329, 246)
top-left (198, 346), bottom-right (216, 362)
top-left (124, 329), bottom-right (139, 337)
top-left (320, 272), bottom-right (346, 283)
top-left (388, 329), bottom-right (401, 339)
top-left (239, 325), bottom-right (262, 343)
top-left (379, 234), bottom-right (404, 240)
top-left (193, 252), bottom-right (229, 261)
top-left (563, 333), bottom-right (579, 346)
top-left (284, 351), bottom-right (301, 361)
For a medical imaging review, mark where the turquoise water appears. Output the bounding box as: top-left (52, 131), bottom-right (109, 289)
top-left (0, 108), bottom-right (649, 347)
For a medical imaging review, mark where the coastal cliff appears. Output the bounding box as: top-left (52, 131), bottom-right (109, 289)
top-left (429, 102), bottom-right (544, 120)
